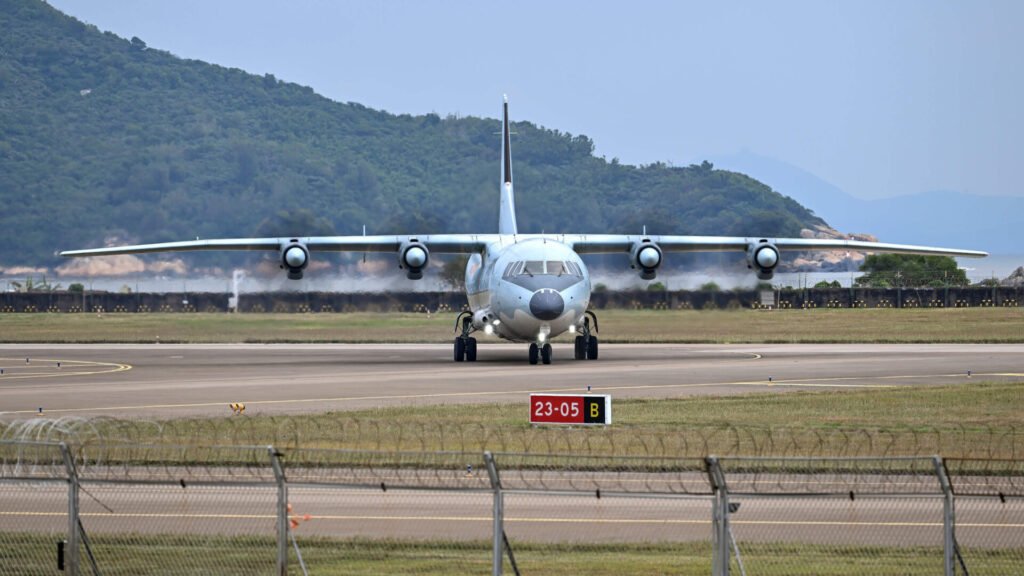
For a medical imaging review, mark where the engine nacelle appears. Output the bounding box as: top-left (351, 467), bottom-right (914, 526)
top-left (630, 241), bottom-right (663, 280)
top-left (747, 240), bottom-right (780, 281)
top-left (280, 240), bottom-right (309, 280)
top-left (399, 240), bottom-right (429, 280)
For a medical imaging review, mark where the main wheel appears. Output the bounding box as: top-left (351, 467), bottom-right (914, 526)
top-left (586, 335), bottom-right (599, 360)
top-left (528, 343), bottom-right (539, 365)
top-left (466, 337), bottom-right (478, 362)
top-left (541, 343), bottom-right (552, 365)
top-left (574, 336), bottom-right (585, 360)
top-left (454, 337), bottom-right (465, 362)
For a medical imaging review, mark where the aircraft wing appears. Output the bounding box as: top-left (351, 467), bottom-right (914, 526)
top-left (60, 234), bottom-right (499, 258)
top-left (567, 235), bottom-right (988, 258)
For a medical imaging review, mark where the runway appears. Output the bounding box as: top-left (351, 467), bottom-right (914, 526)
top-left (1, 343), bottom-right (1022, 418)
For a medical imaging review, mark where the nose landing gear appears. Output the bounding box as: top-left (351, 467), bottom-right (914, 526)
top-left (574, 310), bottom-right (599, 360)
top-left (453, 311), bottom-right (478, 362)
top-left (529, 342), bottom-right (552, 365)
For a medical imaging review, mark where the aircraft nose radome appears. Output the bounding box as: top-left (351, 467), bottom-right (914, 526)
top-left (529, 289), bottom-right (564, 321)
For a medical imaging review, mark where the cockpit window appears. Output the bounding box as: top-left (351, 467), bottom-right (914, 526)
top-left (522, 261), bottom-right (544, 276)
top-left (503, 260), bottom-right (582, 278)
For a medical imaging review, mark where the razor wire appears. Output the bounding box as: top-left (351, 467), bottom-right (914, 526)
top-left (2, 416), bottom-right (1020, 462)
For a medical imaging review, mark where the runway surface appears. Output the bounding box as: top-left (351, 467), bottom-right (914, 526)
top-left (2, 482), bottom-right (1021, 548)
top-left (1, 343), bottom-right (1022, 418)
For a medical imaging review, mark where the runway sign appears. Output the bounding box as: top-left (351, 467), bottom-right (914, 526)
top-left (529, 394), bottom-right (611, 425)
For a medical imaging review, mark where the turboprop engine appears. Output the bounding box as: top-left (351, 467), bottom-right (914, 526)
top-left (630, 240), bottom-right (663, 280)
top-left (747, 240), bottom-right (780, 280)
top-left (399, 240), bottom-right (429, 280)
top-left (280, 240), bottom-right (309, 280)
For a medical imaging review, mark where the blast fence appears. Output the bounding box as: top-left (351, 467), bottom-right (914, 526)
top-left (0, 441), bottom-right (1021, 575)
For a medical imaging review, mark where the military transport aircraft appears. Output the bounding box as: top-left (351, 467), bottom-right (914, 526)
top-left (62, 97), bottom-right (987, 365)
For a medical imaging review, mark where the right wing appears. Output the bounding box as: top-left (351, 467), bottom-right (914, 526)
top-left (59, 234), bottom-right (499, 257)
top-left (60, 234), bottom-right (500, 280)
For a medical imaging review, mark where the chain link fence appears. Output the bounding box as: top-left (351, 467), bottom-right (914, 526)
top-left (2, 440), bottom-right (1022, 575)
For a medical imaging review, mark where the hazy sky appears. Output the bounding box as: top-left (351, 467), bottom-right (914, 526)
top-left (49, 0), bottom-right (1023, 200)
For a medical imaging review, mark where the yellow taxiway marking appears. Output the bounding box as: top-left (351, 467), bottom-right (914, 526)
top-left (0, 358), bottom-right (132, 381)
top-left (2, 511), bottom-right (1022, 529)
top-left (8, 370), bottom-right (1021, 415)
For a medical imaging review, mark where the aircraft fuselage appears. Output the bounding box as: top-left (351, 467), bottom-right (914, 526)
top-left (466, 238), bottom-right (591, 343)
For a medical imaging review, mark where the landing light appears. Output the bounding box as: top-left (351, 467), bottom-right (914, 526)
top-left (568, 324), bottom-right (576, 334)
top-left (493, 319), bottom-right (501, 326)
top-left (484, 324), bottom-right (494, 335)
top-left (538, 332), bottom-right (546, 343)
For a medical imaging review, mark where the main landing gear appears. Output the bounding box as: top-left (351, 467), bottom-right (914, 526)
top-left (453, 311), bottom-right (477, 362)
top-left (573, 310), bottom-right (599, 361)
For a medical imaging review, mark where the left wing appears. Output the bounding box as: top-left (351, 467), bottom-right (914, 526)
top-left (564, 234), bottom-right (987, 280)
top-left (567, 234), bottom-right (988, 257)
top-left (61, 234), bottom-right (498, 280)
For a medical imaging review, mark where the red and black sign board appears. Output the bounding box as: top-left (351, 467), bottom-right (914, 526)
top-left (529, 394), bottom-right (611, 425)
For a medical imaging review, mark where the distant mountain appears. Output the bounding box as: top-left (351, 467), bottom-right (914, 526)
top-left (0, 0), bottom-right (825, 270)
top-left (708, 151), bottom-right (1021, 254)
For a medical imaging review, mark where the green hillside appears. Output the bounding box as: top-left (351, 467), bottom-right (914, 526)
top-left (0, 0), bottom-right (825, 269)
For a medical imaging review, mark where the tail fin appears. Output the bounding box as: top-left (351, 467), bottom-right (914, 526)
top-left (498, 95), bottom-right (518, 235)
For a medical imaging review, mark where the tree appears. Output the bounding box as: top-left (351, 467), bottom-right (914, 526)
top-left (68, 283), bottom-right (84, 293)
top-left (699, 281), bottom-right (720, 292)
top-left (647, 281), bottom-right (666, 292)
top-left (856, 254), bottom-right (968, 288)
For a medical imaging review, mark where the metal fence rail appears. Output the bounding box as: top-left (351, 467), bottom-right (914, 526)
top-left (1, 441), bottom-right (1021, 575)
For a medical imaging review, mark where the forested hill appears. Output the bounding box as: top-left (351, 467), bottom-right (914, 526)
top-left (0, 0), bottom-right (825, 268)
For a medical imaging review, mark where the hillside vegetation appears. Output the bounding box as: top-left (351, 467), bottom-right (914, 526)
top-left (0, 0), bottom-right (824, 269)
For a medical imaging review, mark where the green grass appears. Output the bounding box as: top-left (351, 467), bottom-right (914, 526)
top-left (11, 381), bottom-right (1017, 459)
top-left (1, 533), bottom-right (1019, 575)
top-left (1, 308), bottom-right (1023, 343)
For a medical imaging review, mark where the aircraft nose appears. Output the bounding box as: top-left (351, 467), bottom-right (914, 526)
top-left (529, 289), bottom-right (564, 321)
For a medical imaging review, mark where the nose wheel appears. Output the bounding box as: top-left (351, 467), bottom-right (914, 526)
top-left (529, 342), bottom-right (552, 365)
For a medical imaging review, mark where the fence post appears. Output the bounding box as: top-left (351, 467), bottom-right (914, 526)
top-left (932, 456), bottom-right (955, 576)
top-left (484, 451), bottom-right (503, 576)
top-left (268, 446), bottom-right (288, 576)
top-left (59, 442), bottom-right (80, 576)
top-left (706, 456), bottom-right (730, 576)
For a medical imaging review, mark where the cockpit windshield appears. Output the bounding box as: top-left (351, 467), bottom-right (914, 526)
top-left (503, 260), bottom-right (582, 278)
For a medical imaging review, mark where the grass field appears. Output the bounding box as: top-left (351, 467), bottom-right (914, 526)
top-left (1, 533), bottom-right (1018, 575)
top-left (11, 381), bottom-right (1016, 458)
top-left (1, 307), bottom-right (1023, 343)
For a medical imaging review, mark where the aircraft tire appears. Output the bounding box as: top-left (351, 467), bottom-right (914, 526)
top-left (454, 338), bottom-right (465, 362)
top-left (541, 343), bottom-right (552, 365)
top-left (574, 336), bottom-right (585, 360)
top-left (528, 343), bottom-right (539, 365)
top-left (466, 338), bottom-right (477, 362)
top-left (587, 336), bottom-right (599, 360)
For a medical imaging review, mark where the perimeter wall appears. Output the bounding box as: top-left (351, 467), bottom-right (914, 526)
top-left (1, 286), bottom-right (1022, 313)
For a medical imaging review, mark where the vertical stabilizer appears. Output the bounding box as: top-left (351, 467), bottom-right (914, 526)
top-left (498, 95), bottom-right (518, 234)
